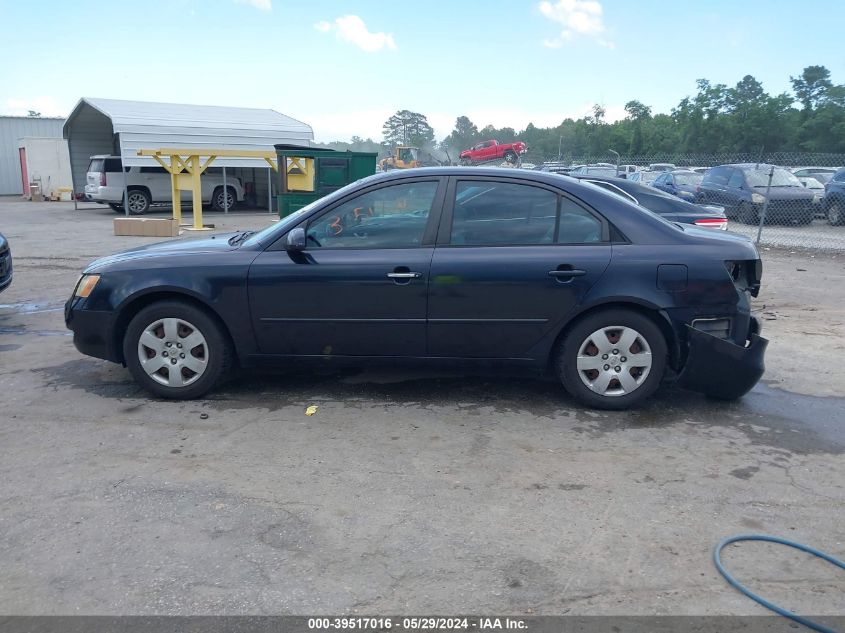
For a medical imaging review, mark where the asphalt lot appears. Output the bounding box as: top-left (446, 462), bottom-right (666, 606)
top-left (0, 198), bottom-right (844, 616)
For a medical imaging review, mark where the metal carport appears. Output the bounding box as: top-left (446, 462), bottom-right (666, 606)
top-left (62, 97), bottom-right (313, 210)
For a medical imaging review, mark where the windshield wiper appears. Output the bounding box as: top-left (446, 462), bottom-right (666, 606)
top-left (228, 230), bottom-right (254, 246)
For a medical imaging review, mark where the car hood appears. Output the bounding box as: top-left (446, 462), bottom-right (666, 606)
top-left (84, 232), bottom-right (241, 272)
top-left (752, 185), bottom-right (815, 200)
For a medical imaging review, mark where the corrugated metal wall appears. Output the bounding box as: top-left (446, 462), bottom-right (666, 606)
top-left (0, 117), bottom-right (66, 195)
top-left (64, 105), bottom-right (114, 193)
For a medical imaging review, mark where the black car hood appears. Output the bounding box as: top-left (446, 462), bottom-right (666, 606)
top-left (84, 232), bottom-right (241, 272)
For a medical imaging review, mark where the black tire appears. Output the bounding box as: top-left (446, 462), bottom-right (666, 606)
top-left (828, 200), bottom-right (844, 226)
top-left (556, 309), bottom-right (667, 410)
top-left (738, 202), bottom-right (758, 225)
top-left (504, 150), bottom-right (518, 164)
top-left (109, 203), bottom-right (124, 212)
top-left (126, 189), bottom-right (151, 215)
top-left (123, 300), bottom-right (233, 400)
top-left (212, 186), bottom-right (236, 211)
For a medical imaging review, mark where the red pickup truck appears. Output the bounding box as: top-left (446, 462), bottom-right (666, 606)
top-left (460, 139), bottom-right (527, 165)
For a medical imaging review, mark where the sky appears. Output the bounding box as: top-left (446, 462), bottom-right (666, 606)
top-left (1, 0), bottom-right (843, 143)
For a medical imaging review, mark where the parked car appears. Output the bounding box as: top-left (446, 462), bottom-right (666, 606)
top-left (823, 168), bottom-right (845, 225)
top-left (628, 171), bottom-right (660, 186)
top-left (0, 232), bottom-right (11, 293)
top-left (459, 140), bottom-right (527, 165)
top-left (652, 170), bottom-right (704, 202)
top-left (618, 164), bottom-right (639, 175)
top-left (66, 167), bottom-right (766, 410)
top-left (792, 167), bottom-right (837, 185)
top-left (648, 163), bottom-right (676, 172)
top-left (84, 155), bottom-right (245, 215)
top-left (568, 165), bottom-right (618, 177)
top-left (796, 176), bottom-right (826, 217)
top-left (696, 164), bottom-right (816, 225)
top-left (539, 163), bottom-right (575, 174)
top-left (569, 174), bottom-right (728, 230)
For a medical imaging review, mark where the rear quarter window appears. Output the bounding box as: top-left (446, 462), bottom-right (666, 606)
top-left (88, 159), bottom-right (104, 173)
top-left (104, 158), bottom-right (125, 172)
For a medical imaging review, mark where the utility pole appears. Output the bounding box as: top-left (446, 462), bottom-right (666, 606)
top-left (609, 149), bottom-right (620, 176)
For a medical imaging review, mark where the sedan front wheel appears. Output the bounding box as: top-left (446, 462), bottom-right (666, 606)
top-left (557, 309), bottom-right (667, 410)
top-left (124, 300), bottom-right (232, 399)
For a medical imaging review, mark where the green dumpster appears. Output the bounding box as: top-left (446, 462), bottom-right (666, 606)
top-left (275, 144), bottom-right (377, 217)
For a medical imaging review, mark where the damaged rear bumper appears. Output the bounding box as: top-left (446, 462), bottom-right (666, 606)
top-left (677, 318), bottom-right (768, 400)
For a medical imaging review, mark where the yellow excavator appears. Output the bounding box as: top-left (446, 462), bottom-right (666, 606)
top-left (379, 146), bottom-right (421, 171)
top-left (379, 146), bottom-right (447, 171)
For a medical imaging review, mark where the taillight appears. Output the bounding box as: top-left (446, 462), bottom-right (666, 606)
top-left (99, 172), bottom-right (107, 186)
top-left (695, 218), bottom-right (728, 230)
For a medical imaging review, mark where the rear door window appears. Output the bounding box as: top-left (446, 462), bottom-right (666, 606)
top-left (557, 198), bottom-right (603, 244)
top-left (451, 181), bottom-right (557, 245)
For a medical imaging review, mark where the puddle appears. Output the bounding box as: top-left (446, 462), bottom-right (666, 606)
top-left (0, 301), bottom-right (65, 315)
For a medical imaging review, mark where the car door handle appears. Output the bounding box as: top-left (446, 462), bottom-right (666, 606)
top-left (387, 272), bottom-right (422, 279)
top-left (549, 268), bottom-right (586, 278)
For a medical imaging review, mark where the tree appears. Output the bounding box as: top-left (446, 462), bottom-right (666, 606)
top-left (442, 116), bottom-right (479, 153)
top-left (624, 100), bottom-right (652, 154)
top-left (791, 65), bottom-right (833, 112)
top-left (624, 100), bottom-right (651, 121)
top-left (382, 110), bottom-right (435, 148)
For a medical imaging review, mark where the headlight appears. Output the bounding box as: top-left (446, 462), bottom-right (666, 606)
top-left (74, 274), bottom-right (101, 298)
top-left (751, 193), bottom-right (766, 204)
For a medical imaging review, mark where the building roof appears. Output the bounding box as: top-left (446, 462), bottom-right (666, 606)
top-left (63, 97), bottom-right (313, 167)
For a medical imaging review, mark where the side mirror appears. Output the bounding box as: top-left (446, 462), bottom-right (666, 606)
top-left (286, 227), bottom-right (306, 251)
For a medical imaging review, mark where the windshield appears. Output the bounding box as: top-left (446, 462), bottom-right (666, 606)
top-left (674, 172), bottom-right (703, 186)
top-left (799, 177), bottom-right (824, 190)
top-left (745, 167), bottom-right (802, 187)
top-left (809, 172), bottom-right (833, 184)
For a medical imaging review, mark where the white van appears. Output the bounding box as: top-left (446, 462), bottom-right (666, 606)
top-left (84, 155), bottom-right (245, 214)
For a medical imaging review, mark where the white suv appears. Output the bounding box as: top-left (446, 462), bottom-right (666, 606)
top-left (84, 155), bottom-right (245, 214)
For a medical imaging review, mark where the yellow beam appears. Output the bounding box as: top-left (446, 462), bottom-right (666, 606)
top-left (137, 148), bottom-right (278, 171)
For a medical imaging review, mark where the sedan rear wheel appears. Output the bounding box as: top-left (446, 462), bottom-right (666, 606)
top-left (557, 309), bottom-right (667, 410)
top-left (124, 300), bottom-right (232, 399)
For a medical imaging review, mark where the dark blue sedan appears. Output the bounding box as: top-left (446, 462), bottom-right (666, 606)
top-left (65, 168), bottom-right (767, 410)
top-left (652, 170), bottom-right (704, 202)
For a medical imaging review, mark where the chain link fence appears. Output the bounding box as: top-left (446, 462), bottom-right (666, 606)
top-left (513, 151), bottom-right (845, 251)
